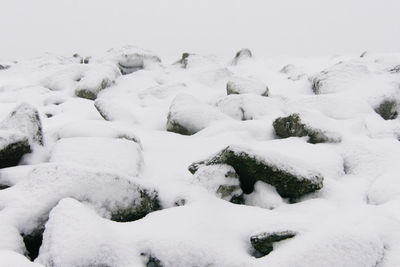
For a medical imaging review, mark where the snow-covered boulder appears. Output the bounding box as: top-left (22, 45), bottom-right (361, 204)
top-left (0, 250), bottom-right (44, 267)
top-left (49, 137), bottom-right (143, 177)
top-left (75, 63), bottom-right (121, 100)
top-left (226, 76), bottom-right (269, 96)
top-left (189, 145), bottom-right (324, 200)
top-left (0, 104), bottom-right (43, 168)
top-left (231, 48), bottom-right (252, 65)
top-left (273, 113), bottom-right (340, 144)
top-left (103, 46), bottom-right (161, 75)
top-left (216, 94), bottom-right (281, 120)
top-left (310, 60), bottom-right (370, 94)
top-left (0, 163), bottom-right (160, 258)
top-left (166, 94), bottom-right (231, 135)
top-left (192, 164), bottom-right (243, 203)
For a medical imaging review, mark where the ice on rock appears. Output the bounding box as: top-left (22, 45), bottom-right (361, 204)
top-left (49, 137), bottom-right (143, 177)
top-left (166, 94), bottom-right (231, 135)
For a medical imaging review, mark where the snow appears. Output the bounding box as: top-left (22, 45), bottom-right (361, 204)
top-left (1, 46), bottom-right (400, 266)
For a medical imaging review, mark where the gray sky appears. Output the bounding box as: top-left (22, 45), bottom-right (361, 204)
top-left (1, 0), bottom-right (399, 60)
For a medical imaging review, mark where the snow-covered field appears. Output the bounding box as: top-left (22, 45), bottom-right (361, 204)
top-left (1, 46), bottom-right (400, 266)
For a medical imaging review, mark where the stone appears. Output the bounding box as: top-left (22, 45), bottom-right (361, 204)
top-left (189, 146), bottom-right (323, 199)
top-left (250, 231), bottom-right (296, 257)
top-left (226, 77), bottom-right (269, 96)
top-left (231, 48), bottom-right (252, 65)
top-left (375, 100), bottom-right (398, 120)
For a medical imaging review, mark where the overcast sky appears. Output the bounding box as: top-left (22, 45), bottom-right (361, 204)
top-left (1, 0), bottom-right (399, 60)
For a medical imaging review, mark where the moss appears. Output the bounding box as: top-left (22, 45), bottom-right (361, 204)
top-left (250, 231), bottom-right (296, 257)
top-left (110, 189), bottom-right (161, 222)
top-left (375, 100), bottom-right (398, 120)
top-left (190, 147), bottom-right (323, 200)
top-left (0, 139), bottom-right (31, 168)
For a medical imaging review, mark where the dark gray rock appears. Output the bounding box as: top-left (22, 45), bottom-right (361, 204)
top-left (273, 113), bottom-right (339, 144)
top-left (375, 100), bottom-right (398, 120)
top-left (0, 136), bottom-right (31, 168)
top-left (250, 231), bottom-right (296, 257)
top-left (110, 188), bottom-right (161, 222)
top-left (189, 146), bottom-right (323, 199)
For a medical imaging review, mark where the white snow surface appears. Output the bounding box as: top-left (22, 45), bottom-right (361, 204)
top-left (0, 48), bottom-right (399, 266)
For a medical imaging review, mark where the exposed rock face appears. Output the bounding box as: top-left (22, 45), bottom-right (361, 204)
top-left (389, 65), bottom-right (400, 73)
top-left (273, 113), bottom-right (339, 144)
top-left (250, 231), bottom-right (296, 257)
top-left (375, 99), bottom-right (398, 120)
top-left (231, 48), bottom-right (252, 65)
top-left (226, 77), bottom-right (269, 96)
top-left (189, 146), bottom-right (324, 199)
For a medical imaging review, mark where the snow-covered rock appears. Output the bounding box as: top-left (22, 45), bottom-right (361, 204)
top-left (226, 76), bottom-right (269, 96)
top-left (166, 94), bottom-right (231, 135)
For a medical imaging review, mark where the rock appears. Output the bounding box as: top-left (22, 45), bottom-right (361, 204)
top-left (310, 61), bottom-right (369, 94)
top-left (250, 231), bottom-right (296, 257)
top-left (75, 63), bottom-right (121, 100)
top-left (231, 48), bottom-right (252, 65)
top-left (226, 77), bottom-right (269, 96)
top-left (141, 253), bottom-right (163, 267)
top-left (374, 100), bottom-right (398, 120)
top-left (166, 94), bottom-right (230, 135)
top-left (0, 64), bottom-right (10, 70)
top-left (22, 227), bottom-right (45, 260)
top-left (389, 65), bottom-right (400, 73)
top-left (192, 164), bottom-right (244, 203)
top-left (273, 113), bottom-right (339, 144)
top-left (104, 46), bottom-right (161, 74)
top-left (0, 132), bottom-right (31, 169)
top-left (110, 188), bottom-right (161, 222)
top-left (0, 103), bottom-right (44, 145)
top-left (176, 52), bottom-right (195, 69)
top-left (0, 104), bottom-right (43, 168)
top-left (280, 64), bottom-right (305, 81)
top-left (188, 146), bottom-right (323, 199)
top-left (175, 53), bottom-right (219, 69)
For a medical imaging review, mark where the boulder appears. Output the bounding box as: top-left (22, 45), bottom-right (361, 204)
top-left (75, 63), bottom-right (121, 100)
top-left (166, 94), bottom-right (231, 135)
top-left (273, 113), bottom-right (339, 144)
top-left (0, 132), bottom-right (31, 168)
top-left (0, 103), bottom-right (43, 168)
top-left (226, 77), bottom-right (269, 96)
top-left (250, 231), bottom-right (296, 257)
top-left (192, 164), bottom-right (244, 204)
top-left (231, 48), bottom-right (252, 65)
top-left (189, 146), bottom-right (324, 199)
top-left (374, 99), bottom-right (398, 120)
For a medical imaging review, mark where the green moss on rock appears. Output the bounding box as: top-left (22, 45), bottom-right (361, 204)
top-left (250, 231), bottom-right (296, 257)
